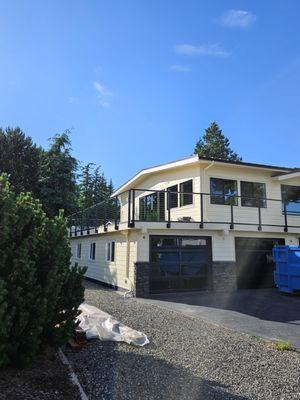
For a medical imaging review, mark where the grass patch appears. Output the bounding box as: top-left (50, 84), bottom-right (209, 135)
top-left (275, 341), bottom-right (292, 351)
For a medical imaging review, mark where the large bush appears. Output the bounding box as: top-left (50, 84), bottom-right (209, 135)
top-left (0, 175), bottom-right (86, 367)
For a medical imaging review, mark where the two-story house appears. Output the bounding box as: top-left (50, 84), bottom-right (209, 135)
top-left (69, 155), bottom-right (300, 297)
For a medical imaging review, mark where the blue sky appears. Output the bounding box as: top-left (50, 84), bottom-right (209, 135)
top-left (0, 1), bottom-right (299, 186)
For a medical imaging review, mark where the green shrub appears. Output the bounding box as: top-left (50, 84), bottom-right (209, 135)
top-left (275, 341), bottom-right (292, 351)
top-left (0, 174), bottom-right (86, 367)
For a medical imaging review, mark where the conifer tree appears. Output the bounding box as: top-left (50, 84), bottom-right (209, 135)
top-left (194, 122), bottom-right (242, 161)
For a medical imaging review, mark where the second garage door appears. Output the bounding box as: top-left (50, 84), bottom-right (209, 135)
top-left (235, 237), bottom-right (285, 289)
top-left (149, 235), bottom-right (212, 293)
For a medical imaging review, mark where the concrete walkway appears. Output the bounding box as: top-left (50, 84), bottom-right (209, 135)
top-left (139, 289), bottom-right (300, 348)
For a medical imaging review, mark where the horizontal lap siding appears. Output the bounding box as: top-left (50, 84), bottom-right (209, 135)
top-left (70, 232), bottom-right (137, 290)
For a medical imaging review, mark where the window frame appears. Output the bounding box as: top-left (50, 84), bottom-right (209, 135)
top-left (106, 241), bottom-right (116, 262)
top-left (89, 242), bottom-right (96, 260)
top-left (179, 180), bottom-right (193, 207)
top-left (210, 177), bottom-right (238, 206)
top-left (240, 181), bottom-right (267, 208)
top-left (76, 243), bottom-right (82, 259)
top-left (281, 184), bottom-right (300, 215)
top-left (167, 184), bottom-right (178, 209)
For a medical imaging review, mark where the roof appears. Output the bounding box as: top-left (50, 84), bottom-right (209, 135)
top-left (112, 155), bottom-right (296, 197)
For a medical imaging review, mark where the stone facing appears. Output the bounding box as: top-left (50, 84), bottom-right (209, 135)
top-left (134, 262), bottom-right (150, 298)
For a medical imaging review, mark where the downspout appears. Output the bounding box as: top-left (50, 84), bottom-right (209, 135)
top-left (124, 230), bottom-right (134, 298)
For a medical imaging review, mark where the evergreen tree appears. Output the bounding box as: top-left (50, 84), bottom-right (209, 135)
top-left (194, 122), bottom-right (242, 161)
top-left (0, 127), bottom-right (43, 196)
top-left (0, 175), bottom-right (86, 367)
top-left (40, 131), bottom-right (78, 217)
top-left (78, 163), bottom-right (95, 209)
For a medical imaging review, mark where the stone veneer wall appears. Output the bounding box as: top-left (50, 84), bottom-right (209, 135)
top-left (133, 262), bottom-right (150, 298)
top-left (212, 261), bottom-right (237, 292)
top-left (133, 261), bottom-right (237, 297)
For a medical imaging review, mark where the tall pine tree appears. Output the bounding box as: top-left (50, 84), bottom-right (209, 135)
top-left (194, 122), bottom-right (242, 161)
top-left (40, 130), bottom-right (78, 217)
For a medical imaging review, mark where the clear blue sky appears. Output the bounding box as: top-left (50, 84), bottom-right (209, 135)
top-left (0, 0), bottom-right (299, 186)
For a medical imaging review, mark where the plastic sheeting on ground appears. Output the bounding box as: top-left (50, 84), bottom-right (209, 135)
top-left (77, 303), bottom-right (149, 347)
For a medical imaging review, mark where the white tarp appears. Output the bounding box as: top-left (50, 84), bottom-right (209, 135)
top-left (77, 303), bottom-right (149, 347)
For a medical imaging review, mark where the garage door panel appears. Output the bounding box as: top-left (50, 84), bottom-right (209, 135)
top-left (236, 238), bottom-right (285, 289)
top-left (150, 235), bottom-right (212, 293)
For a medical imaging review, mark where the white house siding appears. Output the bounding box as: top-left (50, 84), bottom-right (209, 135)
top-left (70, 231), bottom-right (138, 290)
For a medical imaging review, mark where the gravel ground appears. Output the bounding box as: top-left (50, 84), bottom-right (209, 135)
top-left (0, 349), bottom-right (80, 400)
top-left (65, 281), bottom-right (300, 400)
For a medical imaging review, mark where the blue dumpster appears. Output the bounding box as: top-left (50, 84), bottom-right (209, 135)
top-left (273, 246), bottom-right (300, 293)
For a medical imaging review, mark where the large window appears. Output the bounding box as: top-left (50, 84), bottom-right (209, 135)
top-left (210, 178), bottom-right (238, 205)
top-left (281, 185), bottom-right (300, 215)
top-left (139, 192), bottom-right (165, 221)
top-left (167, 185), bottom-right (178, 209)
top-left (241, 181), bottom-right (266, 208)
top-left (89, 242), bottom-right (96, 260)
top-left (179, 180), bottom-right (193, 207)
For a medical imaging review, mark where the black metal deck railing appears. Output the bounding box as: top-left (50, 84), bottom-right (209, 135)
top-left (68, 189), bottom-right (300, 236)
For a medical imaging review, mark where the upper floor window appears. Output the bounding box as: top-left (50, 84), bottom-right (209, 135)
top-left (179, 180), bottom-right (193, 206)
top-left (241, 181), bottom-right (266, 208)
top-left (139, 192), bottom-right (165, 221)
top-left (210, 178), bottom-right (238, 205)
top-left (89, 242), bottom-right (96, 260)
top-left (106, 241), bottom-right (115, 262)
top-left (167, 185), bottom-right (178, 209)
top-left (76, 243), bottom-right (82, 258)
top-left (281, 185), bottom-right (300, 215)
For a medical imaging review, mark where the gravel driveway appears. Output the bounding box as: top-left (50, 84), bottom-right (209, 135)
top-left (65, 281), bottom-right (300, 400)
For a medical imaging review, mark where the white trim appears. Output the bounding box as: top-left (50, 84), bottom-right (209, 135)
top-left (273, 171), bottom-right (300, 181)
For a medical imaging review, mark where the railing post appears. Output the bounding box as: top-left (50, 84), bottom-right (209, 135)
top-left (131, 189), bottom-right (135, 227)
top-left (104, 201), bottom-right (108, 232)
top-left (114, 196), bottom-right (119, 230)
top-left (167, 190), bottom-right (171, 228)
top-left (127, 190), bottom-right (131, 228)
top-left (258, 204), bottom-right (262, 231)
top-left (230, 199), bottom-right (234, 230)
top-left (283, 202), bottom-right (288, 232)
top-left (200, 193), bottom-right (204, 228)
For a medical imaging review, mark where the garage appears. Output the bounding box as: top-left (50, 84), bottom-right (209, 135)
top-left (235, 237), bottom-right (285, 289)
top-left (149, 235), bottom-right (212, 293)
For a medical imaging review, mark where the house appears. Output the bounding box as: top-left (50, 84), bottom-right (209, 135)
top-left (69, 155), bottom-right (300, 297)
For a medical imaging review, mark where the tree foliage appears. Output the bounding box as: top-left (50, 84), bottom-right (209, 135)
top-left (194, 122), bottom-right (242, 162)
top-left (0, 175), bottom-right (86, 367)
top-left (0, 127), bottom-right (43, 196)
top-left (39, 131), bottom-right (78, 217)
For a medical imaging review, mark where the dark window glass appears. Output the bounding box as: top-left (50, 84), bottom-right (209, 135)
top-left (210, 178), bottom-right (238, 205)
top-left (281, 185), bottom-right (300, 215)
top-left (151, 252), bottom-right (180, 263)
top-left (181, 252), bottom-right (208, 262)
top-left (241, 181), bottom-right (266, 208)
top-left (111, 242), bottom-right (115, 262)
top-left (139, 192), bottom-right (165, 221)
top-left (151, 237), bottom-right (179, 249)
top-left (180, 180), bottom-right (193, 206)
top-left (167, 185), bottom-right (178, 209)
top-left (76, 243), bottom-right (81, 258)
top-left (90, 243), bottom-right (96, 260)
